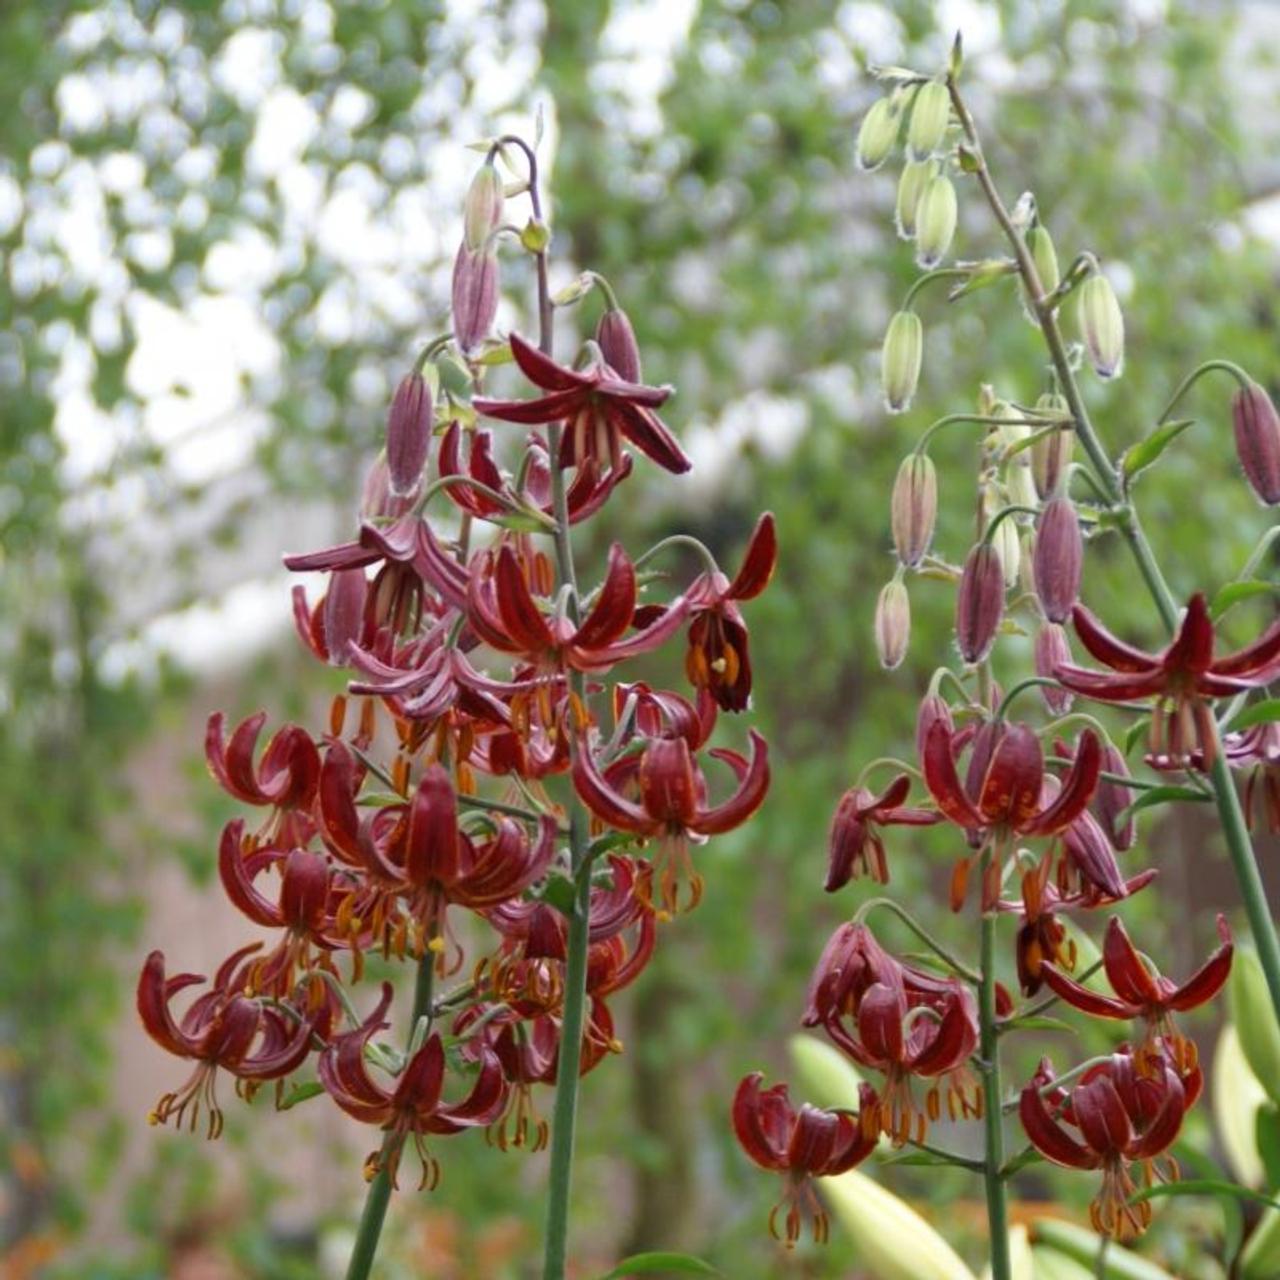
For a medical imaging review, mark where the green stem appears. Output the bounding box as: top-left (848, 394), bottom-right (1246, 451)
top-left (1155, 358), bottom-right (1252, 425)
top-left (344, 951), bottom-right (436, 1280)
top-left (978, 853), bottom-right (1012, 1280)
top-left (855, 897), bottom-right (981, 984)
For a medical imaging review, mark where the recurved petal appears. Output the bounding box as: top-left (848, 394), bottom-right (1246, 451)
top-left (406, 765), bottom-right (461, 888)
top-left (732, 1073), bottom-right (792, 1171)
top-left (495, 545), bottom-right (555, 653)
top-left (1164, 593), bottom-right (1215, 677)
top-left (605, 400), bottom-right (692, 474)
top-left (1019, 1083), bottom-right (1098, 1169)
top-left (472, 386), bottom-right (584, 425)
top-left (1167, 914), bottom-right (1234, 1012)
top-left (216, 820), bottom-right (283, 927)
top-left (1024, 729), bottom-right (1101, 836)
top-left (573, 542), bottom-right (637, 652)
top-left (856, 981), bottom-right (905, 1065)
top-left (1212, 614), bottom-right (1280, 679)
top-left (726, 513), bottom-right (778, 601)
top-left (922, 718), bottom-right (986, 829)
top-left (1070, 604), bottom-right (1161, 674)
top-left (694, 730), bottom-right (770, 835)
top-left (1073, 1076), bottom-right (1134, 1157)
top-left (508, 332), bottom-right (584, 393)
top-left (1101, 917), bottom-right (1164, 1008)
top-left (1038, 963), bottom-right (1134, 1019)
top-left (572, 740), bottom-right (657, 835)
top-left (979, 723), bottom-right (1045, 827)
top-left (137, 951), bottom-right (203, 1057)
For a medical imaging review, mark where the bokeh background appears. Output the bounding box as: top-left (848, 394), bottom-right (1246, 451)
top-left (3, 1), bottom-right (1280, 1277)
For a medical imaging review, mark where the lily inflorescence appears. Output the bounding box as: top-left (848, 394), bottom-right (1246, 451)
top-left (734, 39), bottom-right (1280, 1264)
top-left (137, 129), bottom-right (774, 1271)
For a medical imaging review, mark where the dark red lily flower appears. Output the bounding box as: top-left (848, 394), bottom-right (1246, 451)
top-left (1019, 1048), bottom-right (1198, 1239)
top-left (1040, 915), bottom-right (1232, 1072)
top-left (319, 984), bottom-right (507, 1187)
top-left (732, 1073), bottom-right (879, 1246)
top-left (138, 947), bottom-right (317, 1138)
top-left (472, 333), bottom-right (691, 475)
top-left (572, 729), bottom-right (770, 914)
top-left (1223, 720), bottom-right (1280, 832)
top-left (205, 711), bottom-right (320, 846)
top-left (824, 773), bottom-right (939, 891)
top-left (467, 541), bottom-right (690, 678)
top-left (683, 513), bottom-right (777, 712)
top-left (1057, 594), bottom-right (1280, 768)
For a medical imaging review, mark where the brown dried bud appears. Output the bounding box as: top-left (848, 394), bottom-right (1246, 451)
top-left (1031, 392), bottom-right (1073, 499)
top-left (890, 453), bottom-right (937, 567)
top-left (1094, 743), bottom-right (1136, 851)
top-left (463, 161), bottom-right (504, 251)
top-left (1032, 497), bottom-right (1082, 624)
top-left (1233, 380), bottom-right (1280, 505)
top-left (386, 371), bottom-right (433, 497)
top-left (451, 245), bottom-right (499, 353)
top-left (956, 543), bottom-right (1004, 664)
top-left (1033, 622), bottom-right (1075, 716)
top-left (323, 568), bottom-right (368, 667)
top-left (874, 578), bottom-right (910, 671)
top-left (596, 307), bottom-right (642, 383)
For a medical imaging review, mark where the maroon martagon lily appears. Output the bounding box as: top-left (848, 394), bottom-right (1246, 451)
top-left (683, 512), bottom-right (778, 712)
top-left (921, 716), bottom-right (1101, 906)
top-left (318, 983), bottom-right (507, 1187)
top-left (1019, 1048), bottom-right (1199, 1239)
top-left (825, 773), bottom-right (940, 890)
top-left (1039, 914), bottom-right (1232, 1071)
top-left (138, 946), bottom-right (317, 1138)
top-left (1056, 593), bottom-right (1280, 768)
top-left (572, 728), bottom-right (770, 914)
top-left (472, 333), bottom-right (691, 475)
top-left (732, 1073), bottom-right (879, 1246)
top-left (1222, 720), bottom-right (1280, 832)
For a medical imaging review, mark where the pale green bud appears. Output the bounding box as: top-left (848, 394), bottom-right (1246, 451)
top-left (1026, 225), bottom-right (1060, 295)
top-left (914, 174), bottom-right (957, 269)
top-left (856, 96), bottom-right (900, 172)
top-left (881, 311), bottom-right (923, 414)
top-left (463, 162), bottom-right (504, 252)
top-left (874, 579), bottom-right (911, 670)
top-left (895, 161), bottom-right (931, 240)
top-left (1077, 272), bottom-right (1125, 379)
top-left (906, 80), bottom-right (950, 161)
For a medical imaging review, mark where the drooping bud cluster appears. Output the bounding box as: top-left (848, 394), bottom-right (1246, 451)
top-left (138, 132), bottom-right (774, 1210)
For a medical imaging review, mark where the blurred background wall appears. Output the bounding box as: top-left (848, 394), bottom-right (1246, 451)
top-left (2, 1), bottom-right (1279, 1276)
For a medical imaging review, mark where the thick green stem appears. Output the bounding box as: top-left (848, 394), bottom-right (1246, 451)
top-left (978, 859), bottom-right (1012, 1280)
top-left (948, 75), bottom-right (1280, 1025)
top-left (344, 951), bottom-right (436, 1280)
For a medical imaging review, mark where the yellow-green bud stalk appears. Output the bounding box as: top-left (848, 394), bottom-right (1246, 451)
top-left (1077, 271), bottom-right (1125, 379)
top-left (914, 174), bottom-right (957, 269)
top-left (881, 311), bottom-right (923, 414)
top-left (856, 96), bottom-right (900, 172)
top-left (906, 80), bottom-right (950, 162)
top-left (895, 160), bottom-right (931, 240)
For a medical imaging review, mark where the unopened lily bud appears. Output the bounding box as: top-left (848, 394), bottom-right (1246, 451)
top-left (360, 453), bottom-right (418, 521)
top-left (1232, 380), bottom-right (1280, 505)
top-left (856, 96), bottom-right (900, 171)
top-left (1032, 497), bottom-right (1082, 623)
top-left (1034, 622), bottom-right (1074, 715)
top-left (881, 310), bottom-right (923, 414)
top-left (1077, 272), bottom-right (1124, 379)
top-left (324, 568), bottom-right (367, 667)
top-left (994, 515), bottom-right (1021, 588)
top-left (1094, 743), bottom-right (1136, 851)
top-left (895, 160), bottom-right (931, 239)
top-left (596, 306), bottom-right (642, 383)
top-left (875, 578), bottom-right (911, 671)
top-left (1031, 392), bottom-right (1073, 498)
top-left (1025, 225), bottom-right (1060, 296)
top-left (914, 173), bottom-right (957, 269)
top-left (906, 80), bottom-right (950, 161)
top-left (386, 371), bottom-right (434, 497)
top-left (890, 453), bottom-right (937, 567)
top-left (956, 543), bottom-right (1004, 664)
top-left (451, 246), bottom-right (499, 353)
top-left (463, 161), bottom-right (504, 251)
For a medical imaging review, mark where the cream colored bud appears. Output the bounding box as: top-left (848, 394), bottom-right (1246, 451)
top-left (914, 174), bottom-right (957, 269)
top-left (890, 453), bottom-right (937, 567)
top-left (463, 162), bottom-right (504, 252)
top-left (875, 579), bottom-right (911, 671)
top-left (906, 80), bottom-right (950, 161)
top-left (1077, 272), bottom-right (1125, 379)
top-left (895, 160), bottom-right (931, 240)
top-left (995, 515), bottom-right (1021, 587)
top-left (1031, 392), bottom-right (1074, 498)
top-left (856, 96), bottom-right (900, 172)
top-left (881, 311), bottom-right (923, 414)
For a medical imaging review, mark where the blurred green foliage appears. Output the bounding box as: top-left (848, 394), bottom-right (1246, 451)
top-left (2, 1), bottom-right (1278, 1277)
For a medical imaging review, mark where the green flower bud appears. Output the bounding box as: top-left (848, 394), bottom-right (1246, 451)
top-left (874, 579), bottom-right (911, 671)
top-left (881, 311), bottom-right (923, 414)
top-left (890, 453), bottom-right (937, 567)
top-left (895, 161), bottom-right (931, 240)
top-left (906, 80), bottom-right (950, 162)
top-left (856, 96), bottom-right (900, 172)
top-left (1026, 225), bottom-right (1060, 295)
top-left (914, 174), bottom-right (957, 269)
top-left (1077, 271), bottom-right (1125, 379)
top-left (1031, 392), bottom-right (1074, 498)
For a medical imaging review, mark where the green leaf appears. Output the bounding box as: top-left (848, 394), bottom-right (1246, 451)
top-left (1227, 699), bottom-right (1280, 733)
top-left (1257, 1104), bottom-right (1280, 1192)
top-left (1174, 1143), bottom-right (1243, 1266)
top-left (1116, 785), bottom-right (1211, 826)
top-left (1128, 1178), bottom-right (1280, 1213)
top-left (1121, 418), bottom-right (1195, 480)
top-left (538, 875), bottom-right (576, 916)
top-left (1004, 1015), bottom-right (1078, 1035)
top-left (593, 1252), bottom-right (720, 1278)
top-left (278, 1081), bottom-right (325, 1111)
top-left (1212, 580), bottom-right (1280, 621)
top-left (1122, 717), bottom-right (1151, 758)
